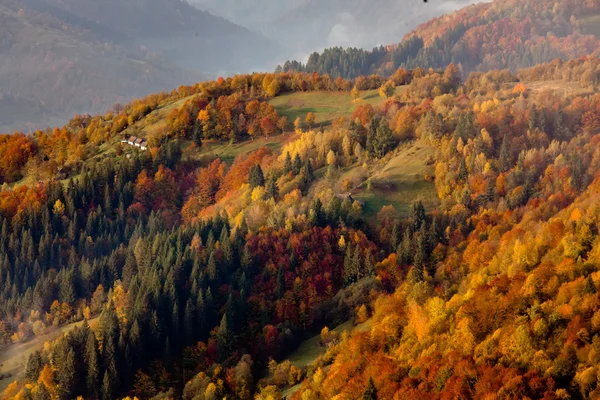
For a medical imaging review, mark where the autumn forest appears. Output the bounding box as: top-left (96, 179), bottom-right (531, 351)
top-left (1, 0), bottom-right (600, 399)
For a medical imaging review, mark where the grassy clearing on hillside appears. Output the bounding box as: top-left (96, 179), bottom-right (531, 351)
top-left (116, 92), bottom-right (300, 166)
top-left (113, 87), bottom-right (402, 167)
top-left (280, 320), bottom-right (371, 399)
top-left (0, 318), bottom-right (99, 393)
top-left (346, 141), bottom-right (438, 218)
top-left (126, 87), bottom-right (396, 141)
top-left (269, 87), bottom-right (402, 127)
top-left (283, 320), bottom-right (371, 368)
top-left (129, 86), bottom-right (401, 141)
top-left (123, 96), bottom-right (192, 140)
top-left (185, 133), bottom-right (296, 165)
top-left (523, 80), bottom-right (594, 97)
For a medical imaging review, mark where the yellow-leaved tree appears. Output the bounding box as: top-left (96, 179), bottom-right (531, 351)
top-left (326, 150), bottom-right (337, 166)
top-left (351, 86), bottom-right (360, 102)
top-left (305, 112), bottom-right (315, 129)
top-left (256, 385), bottom-right (282, 400)
top-left (53, 199), bottom-right (65, 216)
top-left (294, 117), bottom-right (303, 133)
top-left (379, 81), bottom-right (395, 98)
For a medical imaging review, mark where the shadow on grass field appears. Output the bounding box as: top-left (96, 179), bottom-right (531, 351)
top-left (184, 133), bottom-right (296, 165)
top-left (269, 87), bottom-right (402, 128)
top-left (0, 317), bottom-right (99, 393)
top-left (349, 141), bottom-right (439, 219)
top-left (280, 319), bottom-right (372, 399)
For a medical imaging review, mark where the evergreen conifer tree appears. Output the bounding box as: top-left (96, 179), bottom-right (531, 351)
top-left (248, 165), bottom-right (265, 188)
top-left (276, 267), bottom-right (285, 299)
top-left (85, 331), bottom-right (100, 398)
top-left (363, 377), bottom-right (378, 400)
top-left (292, 154), bottom-right (303, 175)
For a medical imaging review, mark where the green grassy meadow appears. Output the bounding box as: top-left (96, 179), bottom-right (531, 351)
top-left (72, 87), bottom-right (402, 171)
top-left (184, 133), bottom-right (294, 165)
top-left (269, 87), bottom-right (401, 127)
top-left (345, 141), bottom-right (439, 218)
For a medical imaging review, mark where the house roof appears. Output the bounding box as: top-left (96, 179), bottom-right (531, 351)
top-left (128, 136), bottom-right (138, 142)
top-left (134, 138), bottom-right (143, 144)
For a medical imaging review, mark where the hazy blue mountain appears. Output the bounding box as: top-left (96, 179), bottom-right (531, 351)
top-left (0, 0), bottom-right (279, 132)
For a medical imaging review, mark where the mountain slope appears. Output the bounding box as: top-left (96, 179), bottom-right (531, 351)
top-left (1, 54), bottom-right (600, 399)
top-left (0, 0), bottom-right (278, 132)
top-left (37, 0), bottom-right (280, 71)
top-left (402, 0), bottom-right (600, 71)
top-left (188, 0), bottom-right (301, 31)
top-left (280, 0), bottom-right (600, 78)
top-left (3, 0), bottom-right (600, 399)
top-left (0, 0), bottom-right (198, 132)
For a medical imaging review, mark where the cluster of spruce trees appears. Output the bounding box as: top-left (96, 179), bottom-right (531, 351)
top-left (5, 140), bottom-right (376, 398)
top-left (278, 7), bottom-right (575, 80)
top-left (0, 153), bottom-right (150, 325)
top-left (277, 47), bottom-right (389, 79)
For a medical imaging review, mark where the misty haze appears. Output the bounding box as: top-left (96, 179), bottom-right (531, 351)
top-left (0, 0), bottom-right (476, 132)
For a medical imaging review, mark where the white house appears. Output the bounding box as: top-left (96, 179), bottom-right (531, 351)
top-left (122, 135), bottom-right (148, 151)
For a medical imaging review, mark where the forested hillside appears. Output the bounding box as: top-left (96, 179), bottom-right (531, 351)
top-left (2, 0), bottom-right (600, 398)
top-left (288, 57), bottom-right (600, 400)
top-left (278, 0), bottom-right (600, 79)
top-left (0, 51), bottom-right (599, 398)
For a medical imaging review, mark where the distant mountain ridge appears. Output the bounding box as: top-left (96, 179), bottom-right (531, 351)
top-left (0, 0), bottom-right (279, 132)
top-left (277, 0), bottom-right (600, 79)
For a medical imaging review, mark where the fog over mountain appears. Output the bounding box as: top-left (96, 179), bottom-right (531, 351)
top-left (0, 0), bottom-right (278, 132)
top-left (0, 0), bottom-right (480, 132)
